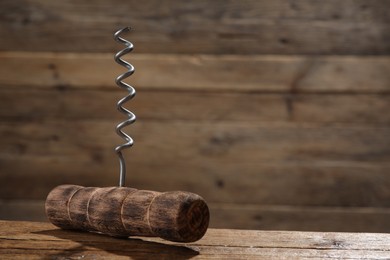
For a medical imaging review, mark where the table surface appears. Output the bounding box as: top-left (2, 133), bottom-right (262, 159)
top-left (1, 220), bottom-right (390, 259)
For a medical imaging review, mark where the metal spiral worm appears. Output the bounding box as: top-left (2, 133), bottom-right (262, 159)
top-left (114, 27), bottom-right (135, 187)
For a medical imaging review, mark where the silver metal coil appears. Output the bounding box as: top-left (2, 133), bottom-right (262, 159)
top-left (113, 27), bottom-right (135, 187)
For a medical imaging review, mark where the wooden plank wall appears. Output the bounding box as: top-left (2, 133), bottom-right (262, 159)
top-left (0, 0), bottom-right (389, 232)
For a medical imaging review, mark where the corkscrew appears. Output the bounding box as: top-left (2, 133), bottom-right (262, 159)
top-left (45, 27), bottom-right (210, 243)
top-left (114, 27), bottom-right (136, 187)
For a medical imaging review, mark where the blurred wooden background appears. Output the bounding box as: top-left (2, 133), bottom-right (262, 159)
top-left (0, 0), bottom-right (389, 232)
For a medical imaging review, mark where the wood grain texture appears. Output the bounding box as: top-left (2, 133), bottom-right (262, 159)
top-left (45, 185), bottom-right (209, 242)
top-left (1, 0), bottom-right (390, 233)
top-left (1, 52), bottom-right (389, 92)
top-left (2, 201), bottom-right (390, 233)
top-left (1, 89), bottom-right (389, 125)
top-left (0, 120), bottom-right (389, 206)
top-left (1, 158), bottom-right (389, 207)
top-left (0, 1), bottom-right (389, 54)
top-left (0, 220), bottom-right (390, 259)
top-left (1, 121), bottom-right (388, 164)
top-left (210, 204), bottom-right (390, 233)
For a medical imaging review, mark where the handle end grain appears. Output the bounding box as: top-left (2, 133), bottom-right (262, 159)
top-left (149, 191), bottom-right (210, 242)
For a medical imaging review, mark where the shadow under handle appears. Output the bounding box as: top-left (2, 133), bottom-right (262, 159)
top-left (45, 185), bottom-right (209, 242)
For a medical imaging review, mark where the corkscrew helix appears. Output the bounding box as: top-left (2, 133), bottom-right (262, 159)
top-left (114, 27), bottom-right (136, 187)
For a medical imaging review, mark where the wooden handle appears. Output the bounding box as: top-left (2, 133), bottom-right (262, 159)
top-left (45, 185), bottom-right (209, 242)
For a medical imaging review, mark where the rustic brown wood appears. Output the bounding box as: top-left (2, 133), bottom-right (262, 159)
top-left (1, 220), bottom-right (390, 259)
top-left (2, 200), bottom-right (390, 233)
top-left (0, 120), bottom-right (389, 206)
top-left (45, 185), bottom-right (209, 242)
top-left (1, 88), bottom-right (390, 125)
top-left (1, 1), bottom-right (389, 54)
top-left (1, 52), bottom-right (389, 92)
top-left (0, 200), bottom-right (46, 222)
top-left (210, 204), bottom-right (390, 233)
top-left (1, 159), bottom-right (389, 207)
top-left (1, 0), bottom-right (390, 234)
top-left (1, 121), bottom-right (388, 164)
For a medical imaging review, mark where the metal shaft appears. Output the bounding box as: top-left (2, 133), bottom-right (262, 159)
top-left (113, 27), bottom-right (135, 187)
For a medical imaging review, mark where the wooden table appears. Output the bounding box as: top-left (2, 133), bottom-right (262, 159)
top-left (1, 220), bottom-right (390, 259)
